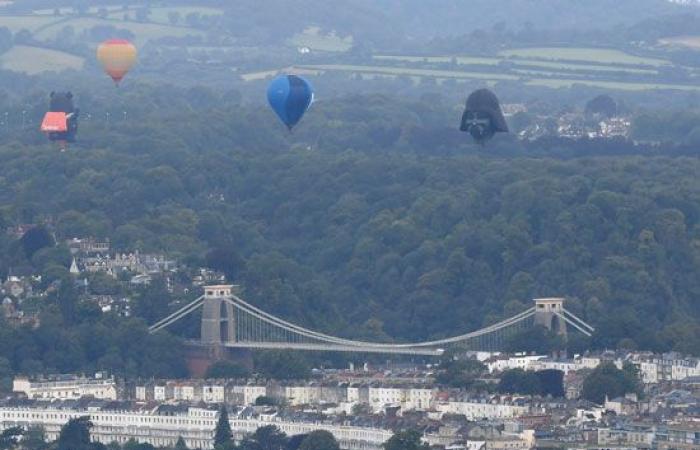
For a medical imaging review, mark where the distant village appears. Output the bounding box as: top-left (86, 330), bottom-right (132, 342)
top-left (2, 234), bottom-right (226, 327)
top-left (501, 96), bottom-right (633, 142)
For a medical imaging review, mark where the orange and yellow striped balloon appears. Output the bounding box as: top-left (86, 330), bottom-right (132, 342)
top-left (97, 39), bottom-right (137, 85)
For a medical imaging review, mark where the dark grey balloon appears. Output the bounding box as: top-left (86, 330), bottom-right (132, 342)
top-left (459, 88), bottom-right (508, 144)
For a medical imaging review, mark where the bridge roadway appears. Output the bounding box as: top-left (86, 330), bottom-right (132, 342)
top-left (184, 339), bottom-right (444, 355)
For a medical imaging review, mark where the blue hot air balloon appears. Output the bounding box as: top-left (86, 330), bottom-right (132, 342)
top-left (267, 75), bottom-right (314, 130)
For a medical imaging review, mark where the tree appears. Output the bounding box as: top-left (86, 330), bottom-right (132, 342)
top-left (205, 246), bottom-right (244, 281)
top-left (254, 351), bottom-right (310, 380)
top-left (174, 437), bottom-right (188, 450)
top-left (168, 11), bottom-right (181, 25)
top-left (0, 427), bottom-right (22, 450)
top-left (286, 435), bottom-right (308, 450)
top-left (20, 226), bottom-right (54, 260)
top-left (351, 403), bottom-right (371, 416)
top-left (135, 7), bottom-right (150, 22)
top-left (435, 358), bottom-right (486, 388)
top-left (497, 369), bottom-right (542, 395)
top-left (505, 326), bottom-right (564, 354)
top-left (132, 277), bottom-right (172, 324)
top-left (298, 431), bottom-right (339, 450)
top-left (383, 430), bottom-right (428, 450)
top-left (535, 369), bottom-right (565, 397)
top-left (205, 360), bottom-right (251, 379)
top-left (22, 426), bottom-right (46, 450)
top-left (255, 396), bottom-right (277, 406)
top-left (123, 441), bottom-right (155, 450)
top-left (214, 406), bottom-right (232, 447)
top-left (14, 29), bottom-right (32, 45)
top-left (0, 357), bottom-right (12, 392)
top-left (254, 426), bottom-right (288, 450)
top-left (585, 95), bottom-right (617, 118)
top-left (57, 417), bottom-right (92, 450)
top-left (581, 362), bottom-right (641, 404)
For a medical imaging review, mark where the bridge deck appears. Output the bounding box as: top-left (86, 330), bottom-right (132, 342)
top-left (186, 340), bottom-right (443, 355)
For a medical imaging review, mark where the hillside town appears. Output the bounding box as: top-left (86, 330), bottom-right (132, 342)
top-left (4, 349), bottom-right (700, 450)
top-left (2, 235), bottom-right (700, 449)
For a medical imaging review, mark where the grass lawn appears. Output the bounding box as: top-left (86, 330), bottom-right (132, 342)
top-left (0, 45), bottom-right (84, 74)
top-left (499, 47), bottom-right (669, 67)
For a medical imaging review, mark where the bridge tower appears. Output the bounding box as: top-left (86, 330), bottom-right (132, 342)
top-left (533, 297), bottom-right (567, 336)
top-left (201, 284), bottom-right (237, 345)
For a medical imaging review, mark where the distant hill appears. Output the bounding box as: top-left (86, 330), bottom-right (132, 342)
top-left (214, 0), bottom-right (690, 44)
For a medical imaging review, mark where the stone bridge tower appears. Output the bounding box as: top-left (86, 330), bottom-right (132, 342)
top-left (201, 285), bottom-right (237, 345)
top-left (533, 297), bottom-right (567, 336)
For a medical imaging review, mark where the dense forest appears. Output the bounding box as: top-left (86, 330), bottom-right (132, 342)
top-left (0, 77), bottom-right (698, 386)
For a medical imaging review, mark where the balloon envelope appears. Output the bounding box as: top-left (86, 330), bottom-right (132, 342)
top-left (97, 39), bottom-right (137, 85)
top-left (267, 75), bottom-right (313, 130)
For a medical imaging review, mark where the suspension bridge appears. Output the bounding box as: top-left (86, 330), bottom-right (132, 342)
top-left (148, 285), bottom-right (594, 356)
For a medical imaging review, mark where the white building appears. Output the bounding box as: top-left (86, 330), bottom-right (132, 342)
top-left (627, 353), bottom-right (700, 384)
top-left (486, 355), bottom-right (546, 373)
top-left (202, 385), bottom-right (225, 404)
top-left (13, 376), bottom-right (117, 401)
top-left (404, 388), bottom-right (434, 411)
top-left (230, 416), bottom-right (393, 450)
top-left (283, 385), bottom-right (321, 406)
top-left (173, 384), bottom-right (195, 402)
top-left (231, 385), bottom-right (267, 406)
top-left (435, 400), bottom-right (530, 420)
top-left (346, 385), bottom-right (360, 403)
top-left (366, 387), bottom-right (404, 412)
top-left (0, 403), bottom-right (216, 449)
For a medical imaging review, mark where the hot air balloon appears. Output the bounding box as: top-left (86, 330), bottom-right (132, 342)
top-left (40, 91), bottom-right (79, 151)
top-left (460, 88), bottom-right (508, 145)
top-left (97, 39), bottom-right (137, 86)
top-left (267, 75), bottom-right (314, 130)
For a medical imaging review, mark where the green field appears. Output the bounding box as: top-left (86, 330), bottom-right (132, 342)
top-left (33, 17), bottom-right (204, 46)
top-left (241, 69), bottom-right (285, 82)
top-left (526, 78), bottom-right (700, 91)
top-left (0, 45), bottom-right (84, 74)
top-left (374, 54), bottom-right (659, 76)
top-left (105, 6), bottom-right (223, 24)
top-left (374, 55), bottom-right (501, 65)
top-left (511, 59), bottom-right (657, 74)
top-left (32, 8), bottom-right (75, 15)
top-left (298, 64), bottom-right (518, 81)
top-left (499, 47), bottom-right (669, 67)
top-left (288, 26), bottom-right (353, 52)
top-left (0, 15), bottom-right (61, 32)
